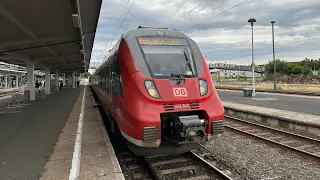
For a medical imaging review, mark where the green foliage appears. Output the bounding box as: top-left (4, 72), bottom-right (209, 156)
top-left (265, 59), bottom-right (291, 75)
top-left (290, 64), bottom-right (303, 74)
top-left (265, 58), bottom-right (318, 75)
top-left (302, 65), bottom-right (312, 75)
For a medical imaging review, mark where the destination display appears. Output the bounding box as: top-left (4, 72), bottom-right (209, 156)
top-left (138, 38), bottom-right (188, 46)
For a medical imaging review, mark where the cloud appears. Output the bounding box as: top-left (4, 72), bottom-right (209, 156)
top-left (90, 0), bottom-right (320, 66)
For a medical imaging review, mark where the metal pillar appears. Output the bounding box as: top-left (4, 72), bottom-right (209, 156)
top-left (251, 25), bottom-right (255, 97)
top-left (26, 61), bottom-right (36, 101)
top-left (4, 74), bottom-right (8, 88)
top-left (248, 18), bottom-right (256, 97)
top-left (67, 74), bottom-right (72, 87)
top-left (72, 71), bottom-right (76, 88)
top-left (45, 67), bottom-right (51, 94)
top-left (55, 71), bottom-right (59, 92)
top-left (16, 76), bottom-right (19, 88)
top-left (271, 21), bottom-right (277, 90)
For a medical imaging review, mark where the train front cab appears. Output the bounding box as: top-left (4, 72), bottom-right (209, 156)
top-left (116, 28), bottom-right (225, 156)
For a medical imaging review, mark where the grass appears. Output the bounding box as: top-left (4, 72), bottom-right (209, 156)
top-left (215, 82), bottom-right (320, 92)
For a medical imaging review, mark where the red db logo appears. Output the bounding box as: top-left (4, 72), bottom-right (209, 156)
top-left (173, 88), bottom-right (188, 97)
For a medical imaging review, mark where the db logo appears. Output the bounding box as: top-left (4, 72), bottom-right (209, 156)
top-left (173, 87), bottom-right (188, 97)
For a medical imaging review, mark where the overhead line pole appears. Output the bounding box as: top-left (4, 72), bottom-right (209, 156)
top-left (271, 21), bottom-right (277, 90)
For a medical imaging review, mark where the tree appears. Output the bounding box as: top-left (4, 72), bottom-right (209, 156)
top-left (302, 65), bottom-right (312, 75)
top-left (290, 64), bottom-right (303, 74)
top-left (264, 58), bottom-right (320, 76)
top-left (265, 59), bottom-right (290, 75)
top-left (316, 60), bottom-right (320, 70)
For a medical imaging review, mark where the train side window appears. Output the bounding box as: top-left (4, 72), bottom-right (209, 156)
top-left (114, 55), bottom-right (122, 97)
top-left (107, 64), bottom-right (111, 92)
top-left (104, 65), bottom-right (109, 91)
top-left (110, 59), bottom-right (116, 95)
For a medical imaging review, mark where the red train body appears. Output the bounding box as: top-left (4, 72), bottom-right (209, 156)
top-left (90, 27), bottom-right (224, 156)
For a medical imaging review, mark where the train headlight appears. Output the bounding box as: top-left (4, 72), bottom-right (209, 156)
top-left (144, 80), bottom-right (160, 99)
top-left (199, 79), bottom-right (208, 96)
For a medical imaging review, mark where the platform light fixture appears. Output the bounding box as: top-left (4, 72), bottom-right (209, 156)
top-left (248, 18), bottom-right (256, 97)
top-left (271, 21), bottom-right (277, 90)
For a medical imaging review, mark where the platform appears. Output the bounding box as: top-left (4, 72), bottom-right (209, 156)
top-left (39, 86), bottom-right (125, 180)
top-left (217, 89), bottom-right (320, 116)
top-left (0, 87), bottom-right (81, 179)
top-left (223, 101), bottom-right (320, 136)
top-left (0, 86), bottom-right (124, 180)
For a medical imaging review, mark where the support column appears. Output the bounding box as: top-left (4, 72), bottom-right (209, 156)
top-left (16, 76), bottom-right (19, 88)
top-left (72, 71), bottom-right (76, 88)
top-left (45, 67), bottom-right (51, 94)
top-left (26, 61), bottom-right (35, 101)
top-left (67, 74), bottom-right (72, 87)
top-left (4, 74), bottom-right (8, 88)
top-left (56, 71), bottom-right (59, 92)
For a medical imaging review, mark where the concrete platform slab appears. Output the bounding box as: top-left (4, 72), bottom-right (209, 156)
top-left (218, 89), bottom-right (320, 116)
top-left (39, 159), bottom-right (72, 180)
top-left (79, 156), bottom-right (118, 180)
top-left (0, 87), bottom-right (81, 180)
top-left (81, 142), bottom-right (108, 157)
top-left (50, 145), bottom-right (74, 161)
top-left (223, 101), bottom-right (320, 136)
top-left (39, 86), bottom-right (125, 180)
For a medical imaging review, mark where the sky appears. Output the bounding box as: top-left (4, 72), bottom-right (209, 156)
top-left (90, 0), bottom-right (320, 66)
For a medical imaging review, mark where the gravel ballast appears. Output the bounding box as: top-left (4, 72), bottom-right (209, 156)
top-left (206, 130), bottom-right (320, 180)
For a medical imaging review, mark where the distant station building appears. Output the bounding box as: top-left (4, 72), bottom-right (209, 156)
top-left (88, 61), bottom-right (101, 74)
top-left (207, 62), bottom-right (264, 80)
top-left (210, 69), bottom-right (262, 79)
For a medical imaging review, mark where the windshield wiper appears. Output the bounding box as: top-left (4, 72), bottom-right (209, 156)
top-left (170, 51), bottom-right (194, 84)
top-left (171, 51), bottom-right (194, 84)
top-left (183, 51), bottom-right (194, 77)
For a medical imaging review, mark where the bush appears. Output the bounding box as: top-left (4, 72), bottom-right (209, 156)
top-left (302, 66), bottom-right (312, 75)
top-left (265, 58), bottom-right (318, 76)
top-left (291, 64), bottom-right (303, 74)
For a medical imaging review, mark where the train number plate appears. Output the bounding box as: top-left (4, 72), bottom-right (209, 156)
top-left (173, 87), bottom-right (188, 97)
top-left (174, 103), bottom-right (190, 109)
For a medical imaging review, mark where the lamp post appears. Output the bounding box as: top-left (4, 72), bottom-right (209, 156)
top-left (248, 18), bottom-right (256, 97)
top-left (271, 21), bottom-right (276, 90)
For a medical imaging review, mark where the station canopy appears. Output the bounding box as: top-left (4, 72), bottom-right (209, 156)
top-left (0, 0), bottom-right (102, 74)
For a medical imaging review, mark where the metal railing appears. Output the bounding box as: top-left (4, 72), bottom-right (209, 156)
top-left (0, 92), bottom-right (28, 114)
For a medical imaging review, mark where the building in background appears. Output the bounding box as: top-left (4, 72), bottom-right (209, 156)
top-left (210, 69), bottom-right (262, 80)
top-left (206, 62), bottom-right (264, 80)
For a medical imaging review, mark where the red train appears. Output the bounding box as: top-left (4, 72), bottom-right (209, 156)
top-left (90, 27), bottom-right (224, 156)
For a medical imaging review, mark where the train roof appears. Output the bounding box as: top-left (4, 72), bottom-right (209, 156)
top-left (94, 27), bottom-right (194, 72)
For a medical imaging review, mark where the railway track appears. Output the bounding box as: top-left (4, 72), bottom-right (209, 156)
top-left (113, 144), bottom-right (232, 180)
top-left (143, 151), bottom-right (232, 180)
top-left (224, 115), bottom-right (320, 159)
top-left (94, 88), bottom-right (232, 180)
top-left (113, 144), bottom-right (154, 180)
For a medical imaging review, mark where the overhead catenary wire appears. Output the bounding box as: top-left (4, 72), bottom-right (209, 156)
top-left (204, 36), bottom-right (320, 60)
top-left (106, 0), bottom-right (136, 54)
top-left (168, 0), bottom-right (207, 28)
top-left (105, 0), bottom-right (130, 51)
top-left (184, 0), bottom-right (251, 33)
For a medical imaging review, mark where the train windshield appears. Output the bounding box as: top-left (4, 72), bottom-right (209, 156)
top-left (138, 38), bottom-right (195, 78)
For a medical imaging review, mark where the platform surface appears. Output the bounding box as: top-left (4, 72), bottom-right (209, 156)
top-left (39, 86), bottom-right (125, 180)
top-left (223, 101), bottom-right (320, 127)
top-left (217, 89), bottom-right (320, 116)
top-left (0, 87), bottom-right (81, 180)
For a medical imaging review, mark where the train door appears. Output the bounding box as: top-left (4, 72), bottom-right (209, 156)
top-left (113, 53), bottom-right (124, 124)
